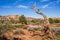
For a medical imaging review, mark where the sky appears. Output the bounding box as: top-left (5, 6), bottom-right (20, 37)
top-left (0, 0), bottom-right (60, 18)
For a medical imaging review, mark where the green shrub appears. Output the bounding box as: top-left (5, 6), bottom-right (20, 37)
top-left (33, 27), bottom-right (41, 30)
top-left (42, 38), bottom-right (45, 40)
top-left (15, 24), bottom-right (28, 29)
top-left (0, 20), bottom-right (16, 35)
top-left (14, 30), bottom-right (25, 35)
top-left (55, 35), bottom-right (60, 40)
top-left (27, 27), bottom-right (35, 32)
top-left (19, 15), bottom-right (27, 25)
top-left (27, 27), bottom-right (41, 32)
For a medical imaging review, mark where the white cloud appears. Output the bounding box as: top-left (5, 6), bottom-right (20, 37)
top-left (42, 4), bottom-right (49, 8)
top-left (16, 5), bottom-right (28, 8)
top-left (41, 2), bottom-right (53, 8)
top-left (41, 0), bottom-right (60, 9)
top-left (0, 5), bottom-right (28, 9)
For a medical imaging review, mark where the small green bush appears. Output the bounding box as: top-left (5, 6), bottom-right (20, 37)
top-left (27, 27), bottom-right (35, 32)
top-left (55, 35), bottom-right (60, 40)
top-left (33, 27), bottom-right (41, 30)
top-left (27, 27), bottom-right (41, 32)
top-left (14, 30), bottom-right (25, 35)
top-left (15, 24), bottom-right (28, 29)
top-left (42, 38), bottom-right (45, 40)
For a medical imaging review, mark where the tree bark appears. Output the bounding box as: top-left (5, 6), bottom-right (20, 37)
top-left (33, 3), bottom-right (54, 40)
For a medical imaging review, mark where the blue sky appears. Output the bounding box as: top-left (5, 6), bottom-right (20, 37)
top-left (0, 0), bottom-right (60, 18)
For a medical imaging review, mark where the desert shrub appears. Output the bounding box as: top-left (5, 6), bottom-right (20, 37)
top-left (19, 15), bottom-right (27, 25)
top-left (0, 20), bottom-right (16, 35)
top-left (27, 27), bottom-right (41, 32)
top-left (0, 25), bottom-right (16, 35)
top-left (14, 30), bottom-right (25, 35)
top-left (33, 27), bottom-right (41, 30)
top-left (15, 24), bottom-right (28, 29)
top-left (55, 35), bottom-right (60, 40)
top-left (49, 18), bottom-right (54, 24)
top-left (22, 26), bottom-right (28, 29)
top-left (31, 19), bottom-right (43, 24)
top-left (42, 38), bottom-right (45, 40)
top-left (21, 24), bottom-right (28, 29)
top-left (14, 25), bottom-right (22, 28)
top-left (53, 28), bottom-right (60, 35)
top-left (27, 27), bottom-right (35, 32)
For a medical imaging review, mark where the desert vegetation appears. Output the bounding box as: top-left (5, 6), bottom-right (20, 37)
top-left (0, 14), bottom-right (60, 40)
top-left (0, 3), bottom-right (60, 40)
top-left (0, 0), bottom-right (60, 40)
top-left (0, 13), bottom-right (60, 40)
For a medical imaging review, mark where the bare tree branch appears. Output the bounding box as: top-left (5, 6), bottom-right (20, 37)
top-left (33, 2), bottom-right (54, 40)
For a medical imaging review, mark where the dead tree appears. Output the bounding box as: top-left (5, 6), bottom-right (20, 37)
top-left (33, 3), bottom-right (54, 40)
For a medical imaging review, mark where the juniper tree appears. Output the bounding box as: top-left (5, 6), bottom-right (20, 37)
top-left (33, 3), bottom-right (54, 40)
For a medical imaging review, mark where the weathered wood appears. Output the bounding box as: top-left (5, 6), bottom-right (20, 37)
top-left (33, 3), bottom-right (54, 40)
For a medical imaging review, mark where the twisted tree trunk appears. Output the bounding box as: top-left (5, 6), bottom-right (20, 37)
top-left (33, 3), bottom-right (54, 40)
